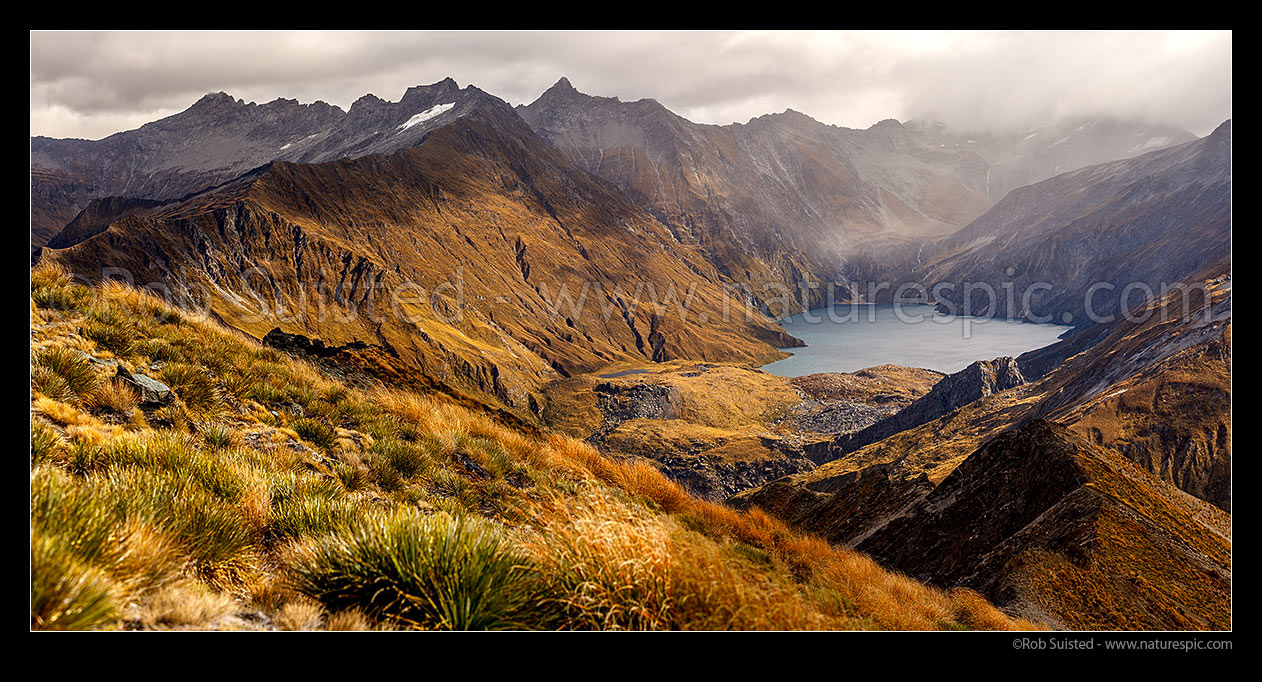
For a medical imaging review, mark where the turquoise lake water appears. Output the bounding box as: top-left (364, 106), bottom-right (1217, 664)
top-left (760, 304), bottom-right (1069, 377)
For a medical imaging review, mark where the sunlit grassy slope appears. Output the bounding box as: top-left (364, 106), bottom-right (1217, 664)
top-left (29, 264), bottom-right (1039, 631)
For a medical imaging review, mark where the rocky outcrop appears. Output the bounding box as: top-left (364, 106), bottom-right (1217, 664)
top-left (114, 367), bottom-right (173, 406)
top-left (828, 356), bottom-right (1025, 458)
top-left (732, 462), bottom-right (935, 546)
top-left (652, 453), bottom-right (817, 503)
top-left (262, 327), bottom-right (372, 358)
top-left (594, 382), bottom-right (682, 424)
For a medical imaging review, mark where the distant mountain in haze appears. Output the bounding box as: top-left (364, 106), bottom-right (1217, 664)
top-left (916, 120), bottom-right (1231, 324)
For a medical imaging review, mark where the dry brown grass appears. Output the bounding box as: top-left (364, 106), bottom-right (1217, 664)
top-left (138, 583), bottom-right (237, 629)
top-left (325, 608), bottom-right (374, 631)
top-left (521, 489), bottom-right (833, 630)
top-left (88, 378), bottom-right (140, 414)
top-left (540, 435), bottom-right (1040, 631)
top-left (275, 598), bottom-right (326, 631)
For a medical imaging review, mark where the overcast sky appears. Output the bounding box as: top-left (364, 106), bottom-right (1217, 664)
top-left (30, 30), bottom-right (1232, 140)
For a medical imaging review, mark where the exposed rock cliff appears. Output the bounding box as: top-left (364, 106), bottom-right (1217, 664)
top-left (828, 356), bottom-right (1025, 457)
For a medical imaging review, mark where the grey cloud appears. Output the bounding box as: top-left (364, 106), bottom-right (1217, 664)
top-left (30, 30), bottom-right (1231, 140)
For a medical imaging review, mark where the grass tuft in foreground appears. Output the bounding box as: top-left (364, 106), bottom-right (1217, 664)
top-left (286, 511), bottom-right (557, 630)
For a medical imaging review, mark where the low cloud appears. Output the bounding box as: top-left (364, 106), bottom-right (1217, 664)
top-left (30, 30), bottom-right (1231, 140)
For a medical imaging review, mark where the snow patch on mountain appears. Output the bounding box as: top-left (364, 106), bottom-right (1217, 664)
top-left (397, 103), bottom-right (455, 131)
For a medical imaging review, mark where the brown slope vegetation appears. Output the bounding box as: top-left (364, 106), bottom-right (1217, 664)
top-left (542, 362), bottom-right (943, 501)
top-left (29, 266), bottom-right (1039, 631)
top-left (40, 99), bottom-right (795, 421)
top-left (854, 420), bottom-right (1231, 630)
top-left (1030, 271), bottom-right (1232, 511)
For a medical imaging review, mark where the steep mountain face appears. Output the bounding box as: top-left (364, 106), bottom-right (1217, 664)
top-left (904, 118), bottom-right (1198, 202)
top-left (917, 121), bottom-right (1231, 324)
top-left (739, 420), bottom-right (1230, 630)
top-left (38, 87), bottom-right (794, 418)
top-left (30, 79), bottom-right (519, 248)
top-left (1030, 270), bottom-right (1232, 511)
top-left (517, 79), bottom-right (996, 313)
top-left (857, 420), bottom-right (1231, 630)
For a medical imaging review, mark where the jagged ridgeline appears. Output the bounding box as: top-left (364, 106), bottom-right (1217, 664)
top-left (30, 266), bottom-right (1039, 631)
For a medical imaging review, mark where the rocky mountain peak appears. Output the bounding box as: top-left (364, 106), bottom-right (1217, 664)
top-left (349, 93), bottom-right (390, 113)
top-left (401, 78), bottom-right (463, 104)
top-left (536, 76), bottom-right (597, 105)
top-left (188, 91), bottom-right (242, 112)
top-left (829, 356), bottom-right (1027, 459)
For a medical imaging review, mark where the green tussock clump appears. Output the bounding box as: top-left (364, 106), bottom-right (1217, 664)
top-left (31, 421), bottom-right (68, 465)
top-left (30, 467), bottom-right (184, 629)
top-left (291, 418), bottom-right (338, 450)
top-left (31, 267), bottom-right (92, 312)
top-left (30, 534), bottom-right (119, 630)
top-left (30, 469), bottom-right (125, 629)
top-left (159, 363), bottom-right (223, 414)
top-left (85, 309), bottom-right (135, 355)
top-left (286, 511), bottom-right (559, 630)
top-left (268, 485), bottom-right (358, 542)
top-left (33, 346), bottom-right (100, 403)
top-left (101, 467), bottom-right (258, 589)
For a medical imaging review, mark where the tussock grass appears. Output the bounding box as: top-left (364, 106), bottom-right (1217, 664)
top-left (33, 346), bottom-right (99, 403)
top-left (31, 533), bottom-right (118, 630)
top-left (326, 608), bottom-right (374, 631)
top-left (99, 467), bottom-right (259, 589)
top-left (269, 490), bottom-right (358, 543)
top-left (539, 436), bottom-right (1040, 631)
top-left (200, 422), bottom-right (239, 450)
top-left (290, 417), bottom-right (337, 450)
top-left (85, 309), bottom-right (135, 355)
top-left (159, 363), bottom-right (223, 415)
top-left (275, 598), bottom-right (325, 631)
top-left (31, 264), bottom-right (92, 312)
top-left (523, 489), bottom-right (830, 630)
top-left (286, 511), bottom-right (557, 630)
top-left (32, 366), bottom-right (77, 403)
top-left (138, 582), bottom-right (236, 629)
top-left (31, 421), bottom-right (68, 464)
top-left (88, 378), bottom-right (141, 414)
